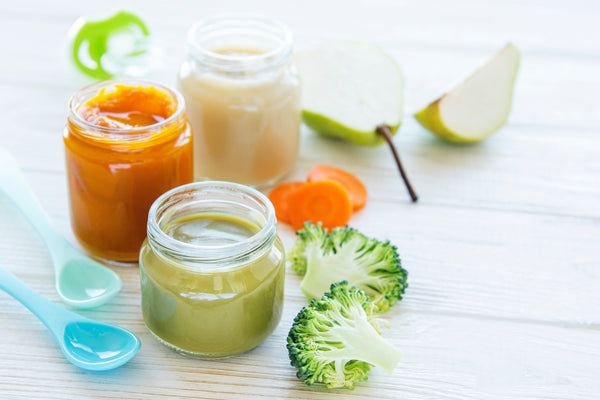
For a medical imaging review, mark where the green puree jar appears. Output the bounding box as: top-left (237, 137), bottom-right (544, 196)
top-left (139, 181), bottom-right (285, 358)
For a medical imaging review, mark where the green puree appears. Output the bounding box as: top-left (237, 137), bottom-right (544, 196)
top-left (140, 213), bottom-right (285, 358)
top-left (166, 214), bottom-right (257, 246)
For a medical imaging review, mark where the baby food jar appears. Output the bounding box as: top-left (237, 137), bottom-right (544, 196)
top-left (139, 181), bottom-right (285, 358)
top-left (64, 79), bottom-right (193, 262)
top-left (178, 15), bottom-right (301, 187)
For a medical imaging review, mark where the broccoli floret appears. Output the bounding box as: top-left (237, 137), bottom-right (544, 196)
top-left (287, 281), bottom-right (402, 389)
top-left (288, 222), bottom-right (408, 312)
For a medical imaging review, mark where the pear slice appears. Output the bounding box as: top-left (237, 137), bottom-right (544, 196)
top-left (296, 42), bottom-right (404, 146)
top-left (295, 42), bottom-right (417, 201)
top-left (415, 44), bottom-right (520, 143)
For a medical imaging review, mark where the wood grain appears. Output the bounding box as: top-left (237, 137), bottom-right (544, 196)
top-left (0, 0), bottom-right (599, 399)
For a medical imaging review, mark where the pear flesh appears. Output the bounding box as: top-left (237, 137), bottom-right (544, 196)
top-left (415, 44), bottom-right (520, 143)
top-left (295, 42), bottom-right (404, 146)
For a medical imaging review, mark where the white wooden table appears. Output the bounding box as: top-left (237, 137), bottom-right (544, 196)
top-left (1, 1), bottom-right (599, 399)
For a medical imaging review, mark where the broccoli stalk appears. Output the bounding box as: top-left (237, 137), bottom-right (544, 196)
top-left (287, 281), bottom-right (402, 389)
top-left (288, 222), bottom-right (408, 312)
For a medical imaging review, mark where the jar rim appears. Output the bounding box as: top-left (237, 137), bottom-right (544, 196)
top-left (68, 78), bottom-right (186, 141)
top-left (186, 14), bottom-right (294, 73)
top-left (146, 181), bottom-right (277, 267)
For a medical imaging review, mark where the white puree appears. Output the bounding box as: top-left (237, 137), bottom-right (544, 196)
top-left (178, 48), bottom-right (301, 186)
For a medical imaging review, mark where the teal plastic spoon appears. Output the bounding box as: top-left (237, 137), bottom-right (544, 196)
top-left (0, 148), bottom-right (122, 309)
top-left (0, 266), bottom-right (140, 371)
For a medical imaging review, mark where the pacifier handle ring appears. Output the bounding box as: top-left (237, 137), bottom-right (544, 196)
top-left (71, 11), bottom-right (150, 79)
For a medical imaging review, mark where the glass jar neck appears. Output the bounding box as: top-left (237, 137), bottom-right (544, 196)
top-left (146, 181), bottom-right (277, 270)
top-left (186, 15), bottom-right (294, 76)
top-left (67, 78), bottom-right (187, 144)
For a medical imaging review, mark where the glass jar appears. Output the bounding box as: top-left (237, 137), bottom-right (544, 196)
top-left (178, 15), bottom-right (301, 187)
top-left (139, 181), bottom-right (285, 358)
top-left (64, 79), bottom-right (193, 262)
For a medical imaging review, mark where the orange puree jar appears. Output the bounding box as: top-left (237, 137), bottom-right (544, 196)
top-left (64, 79), bottom-right (193, 262)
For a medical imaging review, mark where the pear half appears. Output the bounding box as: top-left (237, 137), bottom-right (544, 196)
top-left (415, 44), bottom-right (520, 143)
top-left (295, 42), bottom-right (417, 201)
top-left (295, 42), bottom-right (404, 146)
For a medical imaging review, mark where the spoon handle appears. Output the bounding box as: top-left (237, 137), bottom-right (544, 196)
top-left (0, 266), bottom-right (71, 337)
top-left (0, 148), bottom-right (65, 252)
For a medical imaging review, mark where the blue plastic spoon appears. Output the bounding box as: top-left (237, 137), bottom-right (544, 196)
top-left (0, 148), bottom-right (122, 309)
top-left (0, 266), bottom-right (140, 371)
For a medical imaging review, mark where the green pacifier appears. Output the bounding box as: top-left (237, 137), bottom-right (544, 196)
top-left (70, 11), bottom-right (156, 79)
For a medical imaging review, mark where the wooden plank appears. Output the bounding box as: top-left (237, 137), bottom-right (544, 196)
top-left (2, 179), bottom-right (599, 326)
top-left (4, 112), bottom-right (598, 222)
top-left (0, 295), bottom-right (598, 399)
top-left (1, 0), bottom-right (599, 58)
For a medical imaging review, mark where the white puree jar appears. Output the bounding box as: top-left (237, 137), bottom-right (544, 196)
top-left (178, 15), bottom-right (301, 187)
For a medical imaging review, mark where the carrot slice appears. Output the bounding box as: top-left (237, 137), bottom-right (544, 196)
top-left (268, 181), bottom-right (304, 224)
top-left (288, 180), bottom-right (353, 230)
top-left (307, 165), bottom-right (367, 211)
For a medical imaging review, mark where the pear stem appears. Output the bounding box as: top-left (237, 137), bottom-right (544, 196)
top-left (376, 125), bottom-right (418, 202)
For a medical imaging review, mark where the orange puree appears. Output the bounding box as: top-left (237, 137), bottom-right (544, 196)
top-left (64, 81), bottom-right (193, 262)
top-left (78, 85), bottom-right (175, 129)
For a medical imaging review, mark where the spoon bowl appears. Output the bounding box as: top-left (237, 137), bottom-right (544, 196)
top-left (0, 265), bottom-right (140, 371)
top-left (58, 259), bottom-right (122, 308)
top-left (63, 321), bottom-right (140, 371)
top-left (0, 148), bottom-right (122, 308)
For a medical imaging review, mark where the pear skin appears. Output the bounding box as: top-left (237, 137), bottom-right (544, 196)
top-left (303, 110), bottom-right (400, 146)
